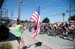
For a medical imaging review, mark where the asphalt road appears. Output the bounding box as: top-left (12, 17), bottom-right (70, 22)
top-left (9, 26), bottom-right (75, 49)
top-left (24, 29), bottom-right (75, 49)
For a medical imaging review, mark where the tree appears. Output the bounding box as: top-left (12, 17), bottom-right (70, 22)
top-left (42, 17), bottom-right (50, 23)
top-left (0, 0), bottom-right (4, 8)
top-left (68, 15), bottom-right (75, 21)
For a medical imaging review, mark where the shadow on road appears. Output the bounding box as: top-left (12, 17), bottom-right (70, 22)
top-left (8, 32), bottom-right (16, 41)
top-left (23, 42), bottom-right (42, 49)
top-left (0, 32), bottom-right (17, 42)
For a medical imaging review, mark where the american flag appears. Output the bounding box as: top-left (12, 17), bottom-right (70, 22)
top-left (30, 7), bottom-right (40, 39)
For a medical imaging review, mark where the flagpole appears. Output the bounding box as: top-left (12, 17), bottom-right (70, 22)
top-left (18, 0), bottom-right (22, 19)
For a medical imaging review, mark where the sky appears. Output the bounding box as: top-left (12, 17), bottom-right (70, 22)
top-left (2, 0), bottom-right (75, 23)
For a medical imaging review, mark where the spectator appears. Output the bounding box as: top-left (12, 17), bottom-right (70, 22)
top-left (15, 19), bottom-right (24, 49)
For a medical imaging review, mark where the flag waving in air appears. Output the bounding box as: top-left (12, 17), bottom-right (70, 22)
top-left (30, 7), bottom-right (40, 39)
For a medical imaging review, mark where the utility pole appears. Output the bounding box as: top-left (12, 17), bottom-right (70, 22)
top-left (62, 13), bottom-right (65, 23)
top-left (11, 9), bottom-right (13, 20)
top-left (18, 0), bottom-right (22, 19)
top-left (69, 0), bottom-right (72, 21)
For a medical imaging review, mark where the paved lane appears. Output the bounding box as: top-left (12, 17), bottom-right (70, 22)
top-left (9, 26), bottom-right (75, 49)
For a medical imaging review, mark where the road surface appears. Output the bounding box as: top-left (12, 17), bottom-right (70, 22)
top-left (9, 26), bottom-right (75, 49)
